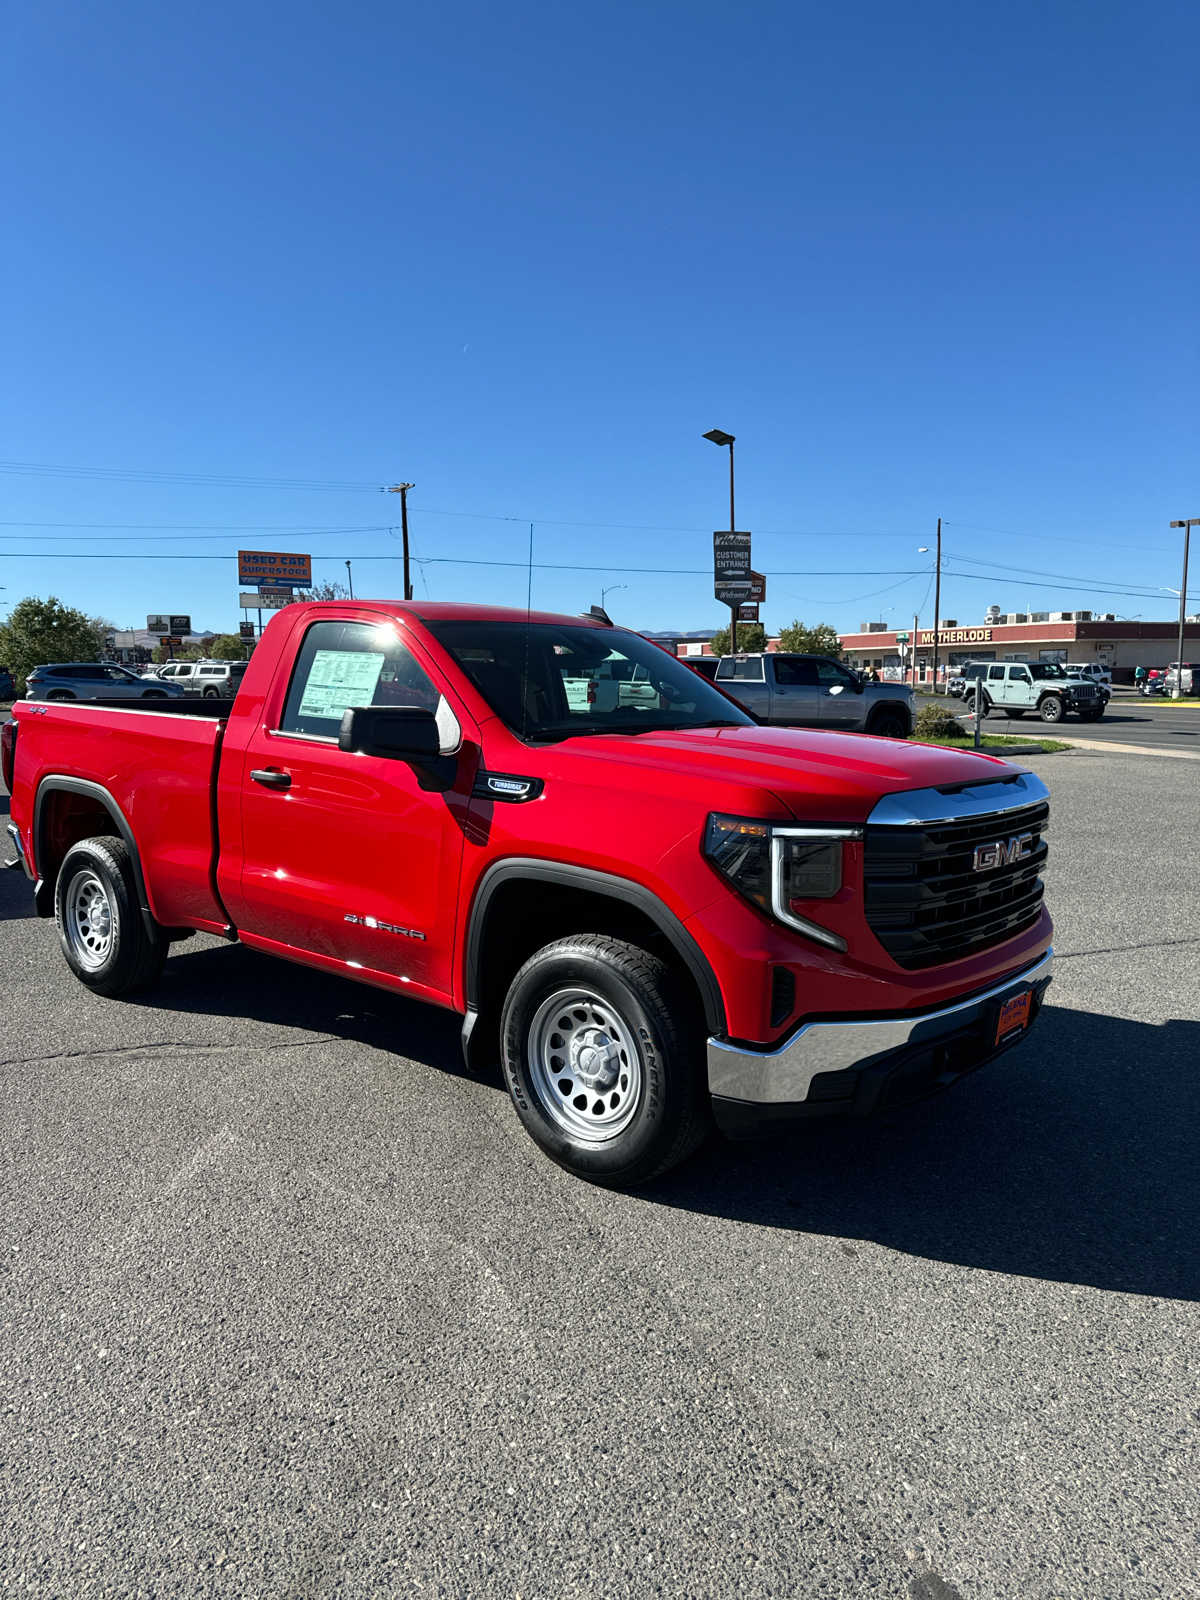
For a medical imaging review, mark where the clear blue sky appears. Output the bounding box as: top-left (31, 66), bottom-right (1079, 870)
top-left (4, 0), bottom-right (1197, 638)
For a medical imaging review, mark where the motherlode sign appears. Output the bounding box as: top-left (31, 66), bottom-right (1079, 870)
top-left (918, 627), bottom-right (993, 645)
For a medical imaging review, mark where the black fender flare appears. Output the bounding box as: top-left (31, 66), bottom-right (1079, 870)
top-left (32, 776), bottom-right (156, 937)
top-left (462, 858), bottom-right (728, 1039)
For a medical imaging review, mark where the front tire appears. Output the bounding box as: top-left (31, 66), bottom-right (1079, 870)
top-left (1039, 696), bottom-right (1065, 723)
top-left (500, 934), bottom-right (709, 1186)
top-left (967, 691), bottom-right (991, 720)
top-left (866, 708), bottom-right (911, 739)
top-left (54, 836), bottom-right (167, 997)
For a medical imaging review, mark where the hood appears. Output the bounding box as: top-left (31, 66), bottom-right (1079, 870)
top-left (541, 725), bottom-right (1022, 823)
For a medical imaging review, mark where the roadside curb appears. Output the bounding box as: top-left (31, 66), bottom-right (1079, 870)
top-left (1042, 737), bottom-right (1200, 763)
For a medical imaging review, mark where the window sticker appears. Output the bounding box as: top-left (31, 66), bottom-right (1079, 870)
top-left (297, 649), bottom-right (386, 721)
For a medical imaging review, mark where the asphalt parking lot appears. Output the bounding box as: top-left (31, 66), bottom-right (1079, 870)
top-left (2, 750), bottom-right (1198, 1599)
top-left (928, 691), bottom-right (1200, 753)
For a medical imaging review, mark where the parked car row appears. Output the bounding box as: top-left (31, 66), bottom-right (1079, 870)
top-left (19, 658), bottom-right (249, 702)
top-left (1141, 662), bottom-right (1198, 695)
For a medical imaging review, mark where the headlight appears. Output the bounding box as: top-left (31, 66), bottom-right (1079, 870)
top-left (704, 814), bottom-right (861, 950)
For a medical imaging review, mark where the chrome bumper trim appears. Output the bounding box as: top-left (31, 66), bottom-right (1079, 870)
top-left (866, 772), bottom-right (1050, 827)
top-left (5, 821), bottom-right (32, 878)
top-left (707, 948), bottom-right (1054, 1105)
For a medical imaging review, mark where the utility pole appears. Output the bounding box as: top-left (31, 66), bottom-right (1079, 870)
top-left (912, 612), bottom-right (919, 688)
top-left (1169, 518), bottom-right (1197, 698)
top-left (932, 517), bottom-right (942, 691)
top-left (386, 483), bottom-right (416, 600)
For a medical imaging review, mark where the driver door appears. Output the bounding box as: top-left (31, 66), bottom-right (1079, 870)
top-left (220, 614), bottom-right (476, 1005)
top-left (815, 658), bottom-right (862, 727)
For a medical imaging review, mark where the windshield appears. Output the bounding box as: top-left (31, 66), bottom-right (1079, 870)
top-left (1028, 662), bottom-right (1067, 679)
top-left (428, 620), bottom-right (754, 741)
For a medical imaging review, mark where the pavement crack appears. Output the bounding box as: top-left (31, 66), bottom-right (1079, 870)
top-left (1056, 934), bottom-right (1200, 961)
top-left (0, 1034), bottom-right (345, 1070)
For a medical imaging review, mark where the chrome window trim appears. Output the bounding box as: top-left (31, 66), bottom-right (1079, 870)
top-left (867, 772), bottom-right (1049, 828)
top-left (267, 728), bottom-right (339, 746)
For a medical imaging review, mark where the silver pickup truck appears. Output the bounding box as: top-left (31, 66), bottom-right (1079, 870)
top-left (714, 653), bottom-right (914, 737)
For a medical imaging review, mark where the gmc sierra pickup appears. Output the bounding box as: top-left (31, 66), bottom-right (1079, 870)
top-left (3, 601), bottom-right (1052, 1186)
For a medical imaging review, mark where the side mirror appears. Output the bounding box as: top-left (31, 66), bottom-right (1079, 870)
top-left (338, 706), bottom-right (440, 760)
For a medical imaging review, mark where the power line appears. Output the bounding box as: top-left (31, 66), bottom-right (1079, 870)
top-left (0, 460), bottom-right (380, 492)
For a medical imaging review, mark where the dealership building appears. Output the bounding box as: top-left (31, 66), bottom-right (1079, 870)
top-left (837, 611), bottom-right (1198, 685)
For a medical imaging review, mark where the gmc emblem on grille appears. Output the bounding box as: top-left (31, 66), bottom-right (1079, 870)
top-left (973, 832), bottom-right (1035, 872)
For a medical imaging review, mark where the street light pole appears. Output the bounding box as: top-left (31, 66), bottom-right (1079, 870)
top-left (1169, 518), bottom-right (1197, 698)
top-left (703, 429), bottom-right (738, 653)
top-left (932, 517), bottom-right (942, 690)
top-left (345, 559), bottom-right (354, 599)
top-left (386, 483), bottom-right (416, 600)
top-left (600, 583), bottom-right (627, 613)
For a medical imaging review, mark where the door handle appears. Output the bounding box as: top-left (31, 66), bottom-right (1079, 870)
top-left (250, 768), bottom-right (292, 790)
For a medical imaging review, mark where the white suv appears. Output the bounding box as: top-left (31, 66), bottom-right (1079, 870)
top-left (1064, 662), bottom-right (1112, 686)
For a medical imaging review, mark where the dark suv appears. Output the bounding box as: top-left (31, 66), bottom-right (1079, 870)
top-left (24, 663), bottom-right (184, 701)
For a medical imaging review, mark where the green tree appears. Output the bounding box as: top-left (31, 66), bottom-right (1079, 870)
top-left (291, 580), bottom-right (350, 603)
top-left (0, 596), bottom-right (106, 693)
top-left (709, 621), bottom-right (767, 657)
top-left (775, 619), bottom-right (843, 658)
top-left (152, 642), bottom-right (205, 664)
top-left (207, 634), bottom-right (247, 659)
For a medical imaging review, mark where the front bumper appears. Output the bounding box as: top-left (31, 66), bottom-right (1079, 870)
top-left (707, 947), bottom-right (1053, 1136)
top-left (4, 822), bottom-right (32, 879)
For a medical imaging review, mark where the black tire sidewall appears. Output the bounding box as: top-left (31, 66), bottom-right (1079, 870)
top-left (501, 938), bottom-right (700, 1185)
top-left (54, 837), bottom-right (163, 996)
top-left (868, 710), bottom-right (909, 738)
top-left (1040, 696), bottom-right (1064, 722)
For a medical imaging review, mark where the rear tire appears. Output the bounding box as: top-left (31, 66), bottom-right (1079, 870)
top-left (46, 690), bottom-right (75, 701)
top-left (203, 686), bottom-right (221, 699)
top-left (500, 934), bottom-right (709, 1186)
top-left (54, 836), bottom-right (167, 997)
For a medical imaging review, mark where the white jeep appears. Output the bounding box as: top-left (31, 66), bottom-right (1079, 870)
top-left (964, 660), bottom-right (1105, 724)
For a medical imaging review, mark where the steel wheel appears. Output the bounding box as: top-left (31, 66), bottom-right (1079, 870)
top-left (64, 870), bottom-right (115, 970)
top-left (527, 987), bottom-right (642, 1144)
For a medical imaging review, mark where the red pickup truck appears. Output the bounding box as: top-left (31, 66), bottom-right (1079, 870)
top-left (3, 601), bottom-right (1052, 1185)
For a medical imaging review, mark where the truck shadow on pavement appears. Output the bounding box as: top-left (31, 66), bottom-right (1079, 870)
top-left (140, 942), bottom-right (1198, 1301)
top-left (0, 794), bottom-right (37, 922)
top-left (651, 1004), bottom-right (1200, 1302)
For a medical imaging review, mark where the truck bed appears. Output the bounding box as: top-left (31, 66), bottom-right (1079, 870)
top-left (11, 700), bottom-right (229, 931)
